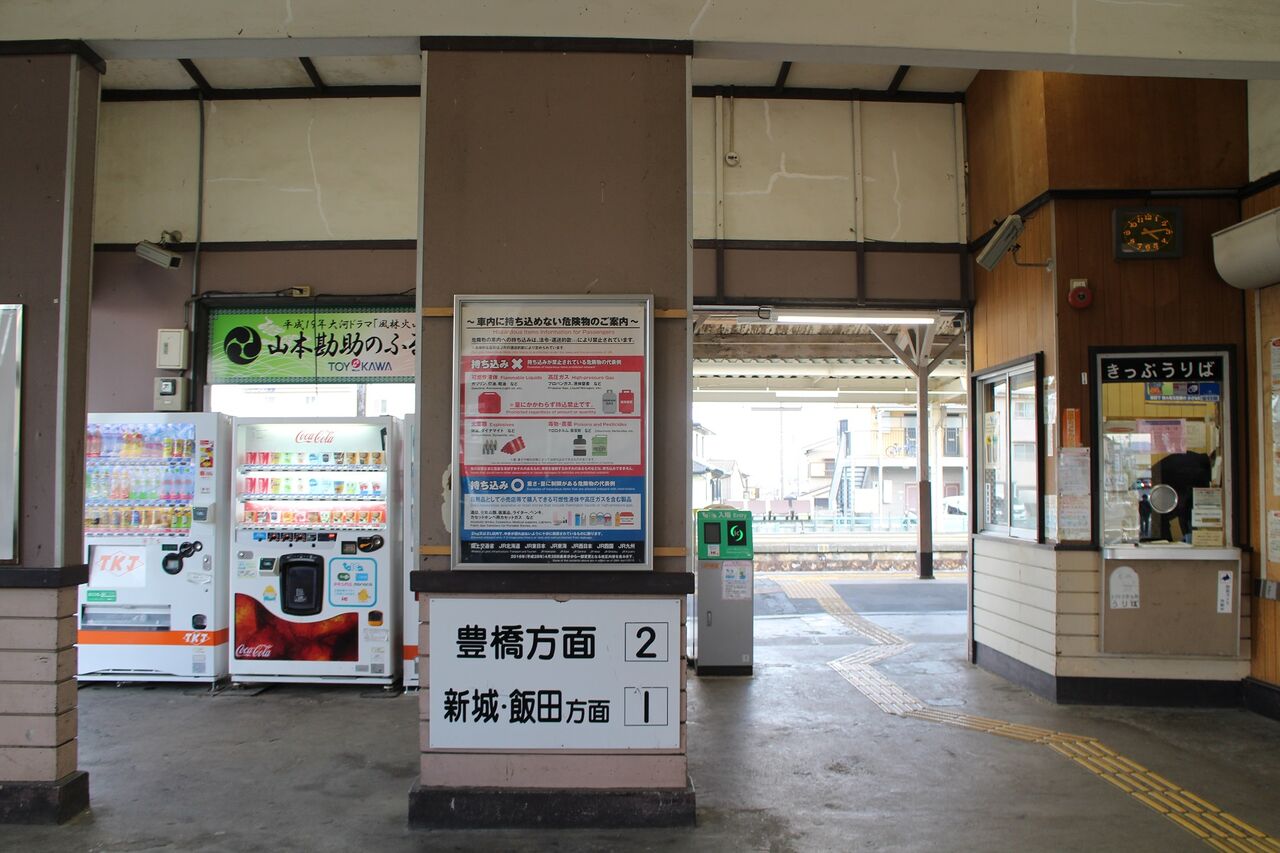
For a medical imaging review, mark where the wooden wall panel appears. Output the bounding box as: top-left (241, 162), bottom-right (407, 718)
top-left (1247, 281), bottom-right (1280, 685)
top-left (1043, 75), bottom-right (1247, 190)
top-left (964, 71), bottom-right (1049, 241)
top-left (971, 205), bottom-right (1056, 375)
top-left (1243, 184), bottom-right (1280, 219)
top-left (1053, 197), bottom-right (1245, 455)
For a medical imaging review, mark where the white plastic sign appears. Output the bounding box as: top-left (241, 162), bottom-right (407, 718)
top-left (428, 597), bottom-right (679, 749)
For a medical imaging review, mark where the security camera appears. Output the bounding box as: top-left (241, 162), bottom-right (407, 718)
top-left (136, 240), bottom-right (183, 270)
top-left (975, 215), bottom-right (1025, 271)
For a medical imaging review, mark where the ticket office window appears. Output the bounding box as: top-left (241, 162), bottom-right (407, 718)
top-left (976, 356), bottom-right (1040, 540)
top-left (1096, 351), bottom-right (1230, 548)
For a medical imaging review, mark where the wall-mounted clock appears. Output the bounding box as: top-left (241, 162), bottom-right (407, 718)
top-left (1113, 207), bottom-right (1183, 259)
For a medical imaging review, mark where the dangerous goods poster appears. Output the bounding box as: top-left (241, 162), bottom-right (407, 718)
top-left (453, 296), bottom-right (651, 569)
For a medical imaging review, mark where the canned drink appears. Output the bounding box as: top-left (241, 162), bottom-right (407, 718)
top-left (269, 510), bottom-right (281, 524)
top-left (346, 452), bottom-right (359, 465)
top-left (359, 481), bottom-right (370, 495)
top-left (371, 451), bottom-right (384, 466)
top-left (358, 451), bottom-right (370, 466)
top-left (333, 480), bottom-right (344, 494)
top-left (308, 452), bottom-right (319, 464)
top-left (356, 510), bottom-right (369, 525)
top-left (321, 452), bottom-right (331, 464)
top-left (307, 511), bottom-right (321, 524)
top-left (318, 510), bottom-right (331, 524)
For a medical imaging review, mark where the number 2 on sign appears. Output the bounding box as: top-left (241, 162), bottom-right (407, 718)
top-left (625, 622), bottom-right (668, 662)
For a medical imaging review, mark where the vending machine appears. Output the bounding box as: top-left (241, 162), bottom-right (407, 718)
top-left (229, 417), bottom-right (400, 685)
top-left (79, 412), bottom-right (232, 682)
top-left (401, 414), bottom-right (420, 688)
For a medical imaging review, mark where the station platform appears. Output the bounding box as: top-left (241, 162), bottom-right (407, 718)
top-left (9, 573), bottom-right (1280, 851)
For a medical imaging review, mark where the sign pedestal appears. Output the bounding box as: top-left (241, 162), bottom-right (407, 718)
top-left (407, 570), bottom-right (695, 829)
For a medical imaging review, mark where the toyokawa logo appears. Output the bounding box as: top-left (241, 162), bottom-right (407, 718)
top-left (223, 326), bottom-right (262, 365)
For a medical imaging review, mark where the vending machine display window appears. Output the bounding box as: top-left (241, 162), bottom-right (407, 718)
top-left (1094, 349), bottom-right (1232, 548)
top-left (974, 355), bottom-right (1042, 541)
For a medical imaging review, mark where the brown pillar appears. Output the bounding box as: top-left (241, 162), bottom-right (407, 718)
top-left (0, 45), bottom-right (102, 822)
top-left (410, 40), bottom-right (693, 828)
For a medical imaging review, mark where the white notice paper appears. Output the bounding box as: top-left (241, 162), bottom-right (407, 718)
top-left (1059, 495), bottom-right (1092, 541)
top-left (1059, 448), bottom-right (1091, 497)
top-left (1191, 487), bottom-right (1224, 529)
top-left (1109, 565), bottom-right (1140, 609)
top-left (1270, 338), bottom-right (1280, 389)
top-left (1268, 511), bottom-right (1280, 565)
top-left (722, 561), bottom-right (752, 601)
top-left (1217, 570), bottom-right (1234, 614)
top-left (1044, 495), bottom-right (1058, 541)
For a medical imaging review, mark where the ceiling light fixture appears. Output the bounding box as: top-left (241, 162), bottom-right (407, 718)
top-left (774, 390), bottom-right (840, 398)
top-left (774, 313), bottom-right (935, 325)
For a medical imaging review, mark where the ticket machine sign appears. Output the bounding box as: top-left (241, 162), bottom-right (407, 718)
top-left (696, 509), bottom-right (753, 561)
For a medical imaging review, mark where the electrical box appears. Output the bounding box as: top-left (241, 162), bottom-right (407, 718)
top-left (156, 329), bottom-right (189, 370)
top-left (153, 376), bottom-right (189, 411)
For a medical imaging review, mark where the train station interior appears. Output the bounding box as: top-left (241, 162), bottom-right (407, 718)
top-left (2, 3), bottom-right (1280, 850)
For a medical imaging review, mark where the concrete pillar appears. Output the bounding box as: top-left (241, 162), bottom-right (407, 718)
top-left (410, 39), bottom-right (693, 828)
top-left (0, 46), bottom-right (102, 823)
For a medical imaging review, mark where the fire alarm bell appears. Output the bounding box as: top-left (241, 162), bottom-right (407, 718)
top-left (1068, 278), bottom-right (1093, 309)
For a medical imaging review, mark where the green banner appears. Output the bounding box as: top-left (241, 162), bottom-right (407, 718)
top-left (208, 307), bottom-right (416, 384)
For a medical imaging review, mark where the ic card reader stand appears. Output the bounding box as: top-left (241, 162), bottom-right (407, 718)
top-left (692, 508), bottom-right (754, 676)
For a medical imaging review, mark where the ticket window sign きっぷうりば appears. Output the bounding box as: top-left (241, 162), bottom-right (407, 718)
top-left (452, 295), bottom-right (652, 569)
top-left (428, 597), bottom-right (680, 749)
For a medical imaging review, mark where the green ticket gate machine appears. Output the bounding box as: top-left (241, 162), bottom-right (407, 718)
top-left (693, 509), bottom-right (754, 676)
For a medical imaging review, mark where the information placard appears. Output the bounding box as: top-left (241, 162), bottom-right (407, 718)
top-left (452, 296), bottom-right (651, 569)
top-left (428, 597), bottom-right (680, 749)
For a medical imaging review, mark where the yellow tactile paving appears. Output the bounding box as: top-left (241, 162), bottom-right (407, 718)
top-left (778, 575), bottom-right (1279, 851)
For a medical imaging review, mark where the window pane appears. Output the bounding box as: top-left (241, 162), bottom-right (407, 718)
top-left (209, 384), bottom-right (358, 417)
top-left (1098, 353), bottom-right (1226, 546)
top-left (981, 379), bottom-right (1008, 528)
top-left (1009, 370), bottom-right (1037, 532)
top-left (365, 383), bottom-right (416, 417)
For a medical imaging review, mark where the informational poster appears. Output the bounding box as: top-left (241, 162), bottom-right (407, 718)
top-left (1191, 487), bottom-right (1223, 529)
top-left (1059, 495), bottom-right (1092, 542)
top-left (1058, 447), bottom-right (1091, 497)
top-left (208, 307), bottom-right (417, 384)
top-left (453, 296), bottom-right (650, 568)
top-left (1217, 570), bottom-right (1234, 614)
top-left (1268, 513), bottom-right (1280, 565)
top-left (722, 561), bottom-right (752, 600)
top-left (0, 305), bottom-right (18, 562)
top-left (1109, 565), bottom-right (1140, 610)
top-left (428, 597), bottom-right (680, 749)
top-left (1270, 338), bottom-right (1280, 387)
top-left (1138, 419), bottom-right (1185, 455)
top-left (1043, 376), bottom-right (1056, 458)
top-left (1044, 495), bottom-right (1058, 541)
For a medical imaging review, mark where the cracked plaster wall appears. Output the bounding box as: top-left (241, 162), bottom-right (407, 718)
top-left (692, 97), bottom-right (964, 243)
top-left (93, 98), bottom-right (420, 243)
top-left (96, 95), bottom-right (963, 246)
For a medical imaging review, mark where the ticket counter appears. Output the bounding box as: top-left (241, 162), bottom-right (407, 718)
top-left (1094, 349), bottom-right (1242, 660)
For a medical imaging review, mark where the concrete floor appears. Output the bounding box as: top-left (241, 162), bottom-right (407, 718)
top-left (10, 574), bottom-right (1280, 852)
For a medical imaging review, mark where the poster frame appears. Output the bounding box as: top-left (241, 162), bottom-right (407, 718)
top-left (0, 305), bottom-right (21, 564)
top-left (450, 294), bottom-right (653, 571)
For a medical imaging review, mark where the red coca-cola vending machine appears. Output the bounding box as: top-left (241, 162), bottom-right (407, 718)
top-left (228, 417), bottom-right (401, 684)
